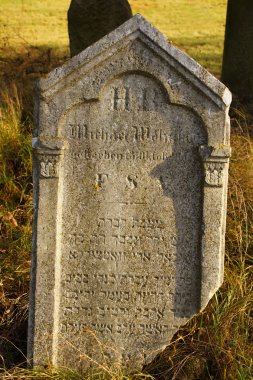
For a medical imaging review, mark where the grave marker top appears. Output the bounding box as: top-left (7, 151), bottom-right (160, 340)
top-left (68, 0), bottom-right (132, 57)
top-left (28, 15), bottom-right (231, 372)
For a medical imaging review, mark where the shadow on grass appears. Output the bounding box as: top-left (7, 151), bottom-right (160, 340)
top-left (0, 44), bottom-right (69, 116)
top-left (0, 321), bottom-right (28, 369)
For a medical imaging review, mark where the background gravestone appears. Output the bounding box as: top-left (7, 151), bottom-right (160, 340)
top-left (28, 15), bottom-right (231, 373)
top-left (222, 0), bottom-right (253, 101)
top-left (68, 0), bottom-right (132, 57)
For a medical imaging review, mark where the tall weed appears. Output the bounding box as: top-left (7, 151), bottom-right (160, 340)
top-left (144, 112), bottom-right (253, 380)
top-left (0, 86), bottom-right (32, 367)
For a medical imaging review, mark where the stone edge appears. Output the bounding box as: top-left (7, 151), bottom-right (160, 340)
top-left (37, 14), bottom-right (232, 107)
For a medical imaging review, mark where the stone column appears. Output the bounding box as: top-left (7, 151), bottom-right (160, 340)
top-left (28, 139), bottom-right (64, 366)
top-left (199, 146), bottom-right (231, 310)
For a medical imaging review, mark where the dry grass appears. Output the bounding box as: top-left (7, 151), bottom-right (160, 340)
top-left (143, 110), bottom-right (253, 380)
top-left (0, 363), bottom-right (141, 380)
top-left (0, 0), bottom-right (253, 379)
top-left (0, 71), bottom-right (252, 380)
top-left (0, 86), bottom-right (32, 369)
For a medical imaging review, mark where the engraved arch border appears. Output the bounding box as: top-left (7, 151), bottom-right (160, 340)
top-left (98, 69), bottom-right (170, 111)
top-left (99, 70), bottom-right (207, 128)
top-left (57, 70), bottom-right (208, 140)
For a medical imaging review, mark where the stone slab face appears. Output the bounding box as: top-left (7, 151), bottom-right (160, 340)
top-left (68, 0), bottom-right (132, 57)
top-left (28, 15), bottom-right (231, 373)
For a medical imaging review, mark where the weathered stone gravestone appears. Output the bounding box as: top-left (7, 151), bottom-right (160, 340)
top-left (28, 15), bottom-right (231, 373)
top-left (68, 0), bottom-right (132, 57)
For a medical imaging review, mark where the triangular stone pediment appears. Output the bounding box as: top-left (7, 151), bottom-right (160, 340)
top-left (39, 14), bottom-right (231, 109)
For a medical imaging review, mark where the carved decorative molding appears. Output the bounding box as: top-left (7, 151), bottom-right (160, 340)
top-left (38, 154), bottom-right (61, 178)
top-left (33, 138), bottom-right (65, 179)
top-left (203, 161), bottom-right (225, 187)
top-left (199, 145), bottom-right (231, 188)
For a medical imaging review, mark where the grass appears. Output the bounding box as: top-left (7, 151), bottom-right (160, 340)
top-left (0, 0), bottom-right (253, 379)
top-left (143, 115), bottom-right (253, 379)
top-left (0, 85), bottom-right (32, 369)
top-left (0, 361), bottom-right (156, 380)
top-left (0, 0), bottom-right (227, 76)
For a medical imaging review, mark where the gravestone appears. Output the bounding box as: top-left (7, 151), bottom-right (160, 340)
top-left (222, 0), bottom-right (253, 101)
top-left (68, 0), bottom-right (132, 57)
top-left (28, 15), bottom-right (231, 373)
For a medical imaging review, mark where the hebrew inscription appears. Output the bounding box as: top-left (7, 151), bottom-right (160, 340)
top-left (55, 73), bottom-right (207, 369)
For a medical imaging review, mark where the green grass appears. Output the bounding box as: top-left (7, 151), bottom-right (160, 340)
top-left (0, 0), bottom-right (253, 379)
top-left (0, 0), bottom-right (227, 75)
top-left (0, 0), bottom-right (69, 50)
top-left (131, 0), bottom-right (227, 75)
